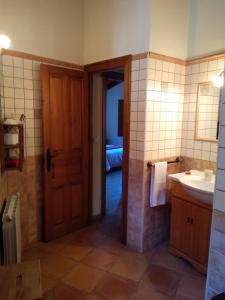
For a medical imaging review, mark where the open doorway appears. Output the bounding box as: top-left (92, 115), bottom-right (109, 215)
top-left (102, 69), bottom-right (124, 239)
top-left (85, 56), bottom-right (131, 244)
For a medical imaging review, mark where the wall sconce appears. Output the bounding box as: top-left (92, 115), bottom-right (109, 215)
top-left (214, 71), bottom-right (224, 88)
top-left (0, 34), bottom-right (11, 51)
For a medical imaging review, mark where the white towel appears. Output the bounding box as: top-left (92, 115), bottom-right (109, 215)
top-left (150, 161), bottom-right (167, 207)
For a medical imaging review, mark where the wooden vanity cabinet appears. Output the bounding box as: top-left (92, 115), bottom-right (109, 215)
top-left (170, 182), bottom-right (212, 274)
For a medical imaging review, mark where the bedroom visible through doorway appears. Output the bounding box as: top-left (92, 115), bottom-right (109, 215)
top-left (104, 69), bottom-right (124, 238)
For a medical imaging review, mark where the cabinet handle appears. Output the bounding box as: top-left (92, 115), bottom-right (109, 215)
top-left (187, 217), bottom-right (190, 223)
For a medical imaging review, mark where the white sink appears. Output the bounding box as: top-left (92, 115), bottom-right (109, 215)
top-left (168, 170), bottom-right (215, 205)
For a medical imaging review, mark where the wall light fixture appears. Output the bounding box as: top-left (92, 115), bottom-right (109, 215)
top-left (0, 34), bottom-right (11, 50)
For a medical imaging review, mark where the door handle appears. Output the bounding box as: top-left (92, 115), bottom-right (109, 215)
top-left (187, 217), bottom-right (194, 224)
top-left (46, 148), bottom-right (57, 172)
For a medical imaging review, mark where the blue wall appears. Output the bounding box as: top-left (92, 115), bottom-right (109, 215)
top-left (106, 81), bottom-right (124, 146)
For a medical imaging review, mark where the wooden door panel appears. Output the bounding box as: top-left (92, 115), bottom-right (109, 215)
top-left (51, 159), bottom-right (66, 185)
top-left (70, 77), bottom-right (82, 149)
top-left (170, 197), bottom-right (192, 255)
top-left (52, 187), bottom-right (66, 226)
top-left (191, 206), bottom-right (211, 266)
top-left (49, 75), bottom-right (65, 151)
top-left (71, 184), bottom-right (82, 219)
top-left (41, 64), bottom-right (89, 241)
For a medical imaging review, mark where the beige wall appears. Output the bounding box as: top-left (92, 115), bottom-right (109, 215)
top-left (150, 0), bottom-right (189, 60)
top-left (2, 0), bottom-right (225, 65)
top-left (83, 0), bottom-right (151, 64)
top-left (150, 0), bottom-right (225, 60)
top-left (187, 0), bottom-right (225, 59)
top-left (0, 0), bottom-right (83, 63)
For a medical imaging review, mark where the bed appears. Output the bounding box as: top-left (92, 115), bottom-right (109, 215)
top-left (106, 145), bottom-right (123, 172)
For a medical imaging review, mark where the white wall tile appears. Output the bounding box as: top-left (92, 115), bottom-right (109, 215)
top-left (214, 190), bottom-right (225, 212)
top-left (217, 148), bottom-right (225, 169)
top-left (14, 67), bottom-right (23, 78)
top-left (132, 60), bottom-right (139, 71)
top-left (24, 59), bottom-right (33, 70)
top-left (2, 55), bottom-right (13, 66)
top-left (216, 169), bottom-right (225, 191)
top-left (219, 126), bottom-right (225, 148)
top-left (13, 57), bottom-right (23, 68)
top-left (4, 87), bottom-right (14, 98)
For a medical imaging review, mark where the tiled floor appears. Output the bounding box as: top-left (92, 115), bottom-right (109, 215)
top-left (22, 218), bottom-right (206, 300)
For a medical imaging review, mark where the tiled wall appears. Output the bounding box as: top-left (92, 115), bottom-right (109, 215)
top-left (0, 55), bottom-right (8, 209)
top-left (127, 55), bottom-right (224, 252)
top-left (206, 80), bottom-right (225, 299)
top-left (0, 52), bottom-right (224, 255)
top-left (1, 55), bottom-right (42, 156)
top-left (181, 58), bottom-right (224, 163)
top-left (130, 57), bottom-right (185, 161)
top-left (127, 56), bottom-right (185, 251)
top-left (0, 54), bottom-right (43, 249)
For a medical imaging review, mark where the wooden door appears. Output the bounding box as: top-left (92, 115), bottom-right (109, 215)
top-left (41, 65), bottom-right (89, 241)
top-left (170, 197), bottom-right (193, 255)
top-left (191, 205), bottom-right (212, 266)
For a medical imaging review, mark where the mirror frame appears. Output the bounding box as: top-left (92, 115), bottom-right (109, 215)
top-left (195, 81), bottom-right (219, 143)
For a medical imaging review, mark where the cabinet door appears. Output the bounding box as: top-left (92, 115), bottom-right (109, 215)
top-left (170, 197), bottom-right (193, 255)
top-left (191, 205), bottom-right (212, 266)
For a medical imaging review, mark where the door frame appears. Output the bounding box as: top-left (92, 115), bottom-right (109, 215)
top-left (85, 55), bottom-right (132, 243)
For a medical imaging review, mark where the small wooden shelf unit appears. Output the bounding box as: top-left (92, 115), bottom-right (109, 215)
top-left (0, 123), bottom-right (24, 172)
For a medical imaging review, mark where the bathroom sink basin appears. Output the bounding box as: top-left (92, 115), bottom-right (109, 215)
top-left (168, 170), bottom-right (215, 204)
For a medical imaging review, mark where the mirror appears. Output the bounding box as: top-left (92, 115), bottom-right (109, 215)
top-left (195, 82), bottom-right (221, 142)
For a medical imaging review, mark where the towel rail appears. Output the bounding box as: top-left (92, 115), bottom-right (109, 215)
top-left (147, 156), bottom-right (182, 168)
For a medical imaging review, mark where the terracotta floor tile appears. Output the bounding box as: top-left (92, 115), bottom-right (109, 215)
top-left (41, 276), bottom-right (57, 294)
top-left (59, 241), bottom-right (93, 261)
top-left (96, 218), bottom-right (121, 240)
top-left (95, 236), bottom-right (131, 256)
top-left (141, 264), bottom-right (182, 296)
top-left (63, 264), bottom-right (105, 293)
top-left (82, 249), bottom-right (119, 271)
top-left (34, 237), bottom-right (69, 254)
top-left (41, 254), bottom-right (77, 281)
top-left (22, 247), bottom-right (49, 262)
top-left (55, 283), bottom-right (84, 300)
top-left (82, 294), bottom-right (107, 300)
top-left (43, 289), bottom-right (57, 300)
top-left (21, 221), bottom-right (206, 300)
top-left (73, 228), bottom-right (107, 247)
top-left (132, 282), bottom-right (172, 300)
top-left (145, 243), bottom-right (199, 276)
top-left (94, 273), bottom-right (137, 300)
top-left (109, 251), bottom-right (148, 281)
top-left (175, 275), bottom-right (206, 300)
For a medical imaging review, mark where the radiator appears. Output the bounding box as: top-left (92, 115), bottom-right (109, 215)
top-left (2, 193), bottom-right (21, 264)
